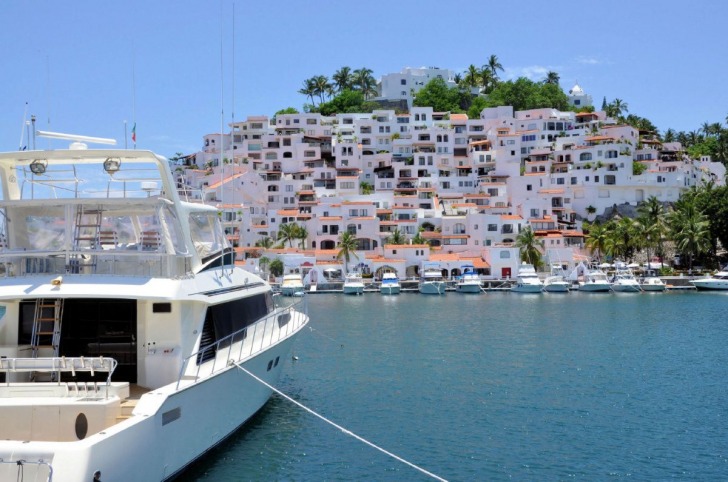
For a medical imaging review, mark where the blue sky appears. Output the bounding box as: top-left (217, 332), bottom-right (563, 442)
top-left (1, 0), bottom-right (726, 157)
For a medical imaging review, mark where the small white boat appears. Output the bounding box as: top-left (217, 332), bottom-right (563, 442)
top-left (610, 265), bottom-right (642, 293)
top-left (640, 277), bottom-right (667, 292)
top-left (343, 272), bottom-right (365, 295)
top-left (510, 263), bottom-right (543, 293)
top-left (419, 265), bottom-right (446, 295)
top-left (280, 273), bottom-right (305, 296)
top-left (456, 266), bottom-right (482, 293)
top-left (578, 269), bottom-right (612, 292)
top-left (690, 267), bottom-right (728, 291)
top-left (543, 264), bottom-right (570, 293)
top-left (380, 272), bottom-right (401, 295)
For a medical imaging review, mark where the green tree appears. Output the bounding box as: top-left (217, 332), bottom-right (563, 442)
top-left (412, 228), bottom-right (429, 246)
top-left (584, 221), bottom-right (609, 261)
top-left (296, 225), bottom-right (308, 249)
top-left (386, 229), bottom-right (406, 245)
top-left (258, 256), bottom-right (270, 278)
top-left (360, 181), bottom-right (374, 195)
top-left (352, 67), bottom-right (376, 99)
top-left (515, 227), bottom-right (544, 270)
top-left (467, 96), bottom-right (489, 119)
top-left (298, 78), bottom-right (317, 106)
top-left (277, 222), bottom-right (300, 248)
top-left (544, 71), bottom-right (560, 85)
top-left (313, 75), bottom-right (332, 104)
top-left (484, 77), bottom-right (570, 111)
top-left (269, 258), bottom-right (284, 277)
top-left (668, 199), bottom-right (711, 270)
top-left (486, 54), bottom-right (504, 80)
top-left (255, 236), bottom-right (274, 249)
top-left (332, 66), bottom-right (353, 92)
top-left (637, 196), bottom-right (667, 264)
top-left (336, 231), bottom-right (359, 274)
top-left (412, 77), bottom-right (462, 112)
top-left (274, 107), bottom-right (299, 118)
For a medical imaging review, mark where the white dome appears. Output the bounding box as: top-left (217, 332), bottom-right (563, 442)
top-left (570, 83), bottom-right (584, 95)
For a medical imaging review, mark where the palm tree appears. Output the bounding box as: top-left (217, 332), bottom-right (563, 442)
top-left (463, 64), bottom-right (480, 89)
top-left (412, 228), bottom-right (429, 246)
top-left (255, 236), bottom-right (274, 249)
top-left (277, 222), bottom-right (300, 248)
top-left (515, 227), bottom-right (544, 270)
top-left (313, 75), bottom-right (332, 104)
top-left (669, 200), bottom-right (711, 271)
top-left (386, 229), bottom-right (406, 245)
top-left (296, 225), bottom-right (308, 249)
top-left (269, 258), bottom-right (284, 278)
top-left (478, 67), bottom-right (496, 94)
top-left (544, 71), bottom-right (560, 85)
top-left (298, 78), bottom-right (317, 107)
top-left (638, 196), bottom-right (666, 265)
top-left (352, 68), bottom-right (377, 99)
top-left (584, 221), bottom-right (609, 262)
top-left (258, 256), bottom-right (270, 279)
top-left (336, 231), bottom-right (359, 274)
top-left (453, 73), bottom-right (462, 85)
top-left (486, 54), bottom-right (504, 80)
top-left (332, 66), bottom-right (353, 92)
top-left (662, 128), bottom-right (676, 143)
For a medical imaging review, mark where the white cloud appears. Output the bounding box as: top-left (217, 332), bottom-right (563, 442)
top-left (504, 65), bottom-right (558, 81)
top-left (576, 56), bottom-right (603, 65)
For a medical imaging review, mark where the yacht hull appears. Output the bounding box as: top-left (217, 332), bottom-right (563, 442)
top-left (456, 283), bottom-right (481, 293)
top-left (543, 282), bottom-right (570, 292)
top-left (511, 284), bottom-right (543, 293)
top-left (380, 285), bottom-right (401, 295)
top-left (578, 283), bottom-right (612, 292)
top-left (419, 281), bottom-right (446, 295)
top-left (343, 285), bottom-right (364, 295)
top-left (690, 280), bottom-right (728, 290)
top-left (611, 283), bottom-right (642, 293)
top-left (0, 335), bottom-right (299, 482)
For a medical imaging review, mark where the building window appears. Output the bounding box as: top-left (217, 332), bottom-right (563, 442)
top-left (488, 224), bottom-right (497, 232)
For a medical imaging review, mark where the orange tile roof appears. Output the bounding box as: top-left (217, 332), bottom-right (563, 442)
top-left (429, 253), bottom-right (460, 261)
top-left (500, 215), bottom-right (523, 220)
top-left (441, 235), bottom-right (469, 239)
top-left (319, 216), bottom-right (342, 221)
top-left (384, 244), bottom-right (430, 249)
top-left (538, 189), bottom-right (565, 194)
top-left (206, 173), bottom-right (244, 189)
top-left (277, 209), bottom-right (300, 216)
top-left (461, 257), bottom-right (490, 268)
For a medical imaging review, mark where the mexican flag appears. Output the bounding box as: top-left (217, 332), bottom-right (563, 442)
top-left (131, 123), bottom-right (137, 143)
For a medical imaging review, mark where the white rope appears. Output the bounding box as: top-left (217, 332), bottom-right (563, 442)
top-left (235, 362), bottom-right (448, 482)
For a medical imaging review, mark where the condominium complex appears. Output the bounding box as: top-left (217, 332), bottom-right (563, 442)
top-left (175, 89), bottom-right (725, 282)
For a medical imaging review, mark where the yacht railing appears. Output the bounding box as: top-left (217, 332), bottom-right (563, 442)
top-left (176, 296), bottom-right (307, 389)
top-left (0, 251), bottom-right (193, 278)
top-left (0, 460), bottom-right (53, 482)
top-left (0, 356), bottom-right (117, 397)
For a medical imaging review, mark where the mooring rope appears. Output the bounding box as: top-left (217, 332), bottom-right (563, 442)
top-left (234, 362), bottom-right (448, 482)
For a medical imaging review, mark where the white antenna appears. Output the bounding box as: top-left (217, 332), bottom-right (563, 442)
top-left (37, 130), bottom-right (117, 146)
top-left (18, 102), bottom-right (28, 150)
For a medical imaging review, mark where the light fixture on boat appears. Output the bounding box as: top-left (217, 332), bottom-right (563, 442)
top-left (51, 276), bottom-right (63, 286)
top-left (29, 159), bottom-right (48, 175)
top-left (103, 157), bottom-right (121, 173)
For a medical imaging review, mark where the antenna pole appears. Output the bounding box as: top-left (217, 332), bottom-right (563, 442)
top-left (31, 115), bottom-right (37, 150)
top-left (18, 102), bottom-right (28, 150)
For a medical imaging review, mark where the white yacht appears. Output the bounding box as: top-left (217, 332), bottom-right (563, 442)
top-left (610, 266), bottom-right (642, 293)
top-left (640, 277), bottom-right (667, 292)
top-left (510, 263), bottom-right (543, 293)
top-left (0, 145), bottom-right (309, 481)
top-left (419, 265), bottom-right (446, 295)
top-left (280, 273), bottom-right (304, 297)
top-left (379, 272), bottom-right (401, 295)
top-left (578, 268), bottom-right (612, 292)
top-left (543, 264), bottom-right (571, 293)
top-left (342, 272), bottom-right (364, 295)
top-left (455, 266), bottom-right (482, 293)
top-left (690, 267), bottom-right (728, 290)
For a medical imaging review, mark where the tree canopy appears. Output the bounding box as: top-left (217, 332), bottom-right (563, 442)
top-left (483, 77), bottom-right (570, 111)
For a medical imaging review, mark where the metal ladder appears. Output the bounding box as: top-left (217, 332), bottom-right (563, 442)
top-left (31, 299), bottom-right (64, 358)
top-left (71, 206), bottom-right (102, 272)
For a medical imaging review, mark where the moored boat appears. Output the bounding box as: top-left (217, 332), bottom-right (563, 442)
top-left (510, 263), bottom-right (543, 293)
top-left (543, 264), bottom-right (570, 293)
top-left (455, 265), bottom-right (482, 293)
top-left (419, 264), bottom-right (446, 295)
top-left (0, 143), bottom-right (309, 481)
top-left (280, 273), bottom-right (305, 296)
top-left (690, 267), bottom-right (728, 290)
top-left (640, 276), bottom-right (667, 292)
top-left (578, 268), bottom-right (612, 292)
top-left (343, 272), bottom-right (365, 295)
top-left (379, 272), bottom-right (401, 295)
top-left (610, 265), bottom-right (642, 293)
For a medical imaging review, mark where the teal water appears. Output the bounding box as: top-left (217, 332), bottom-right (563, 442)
top-left (180, 291), bottom-right (728, 481)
